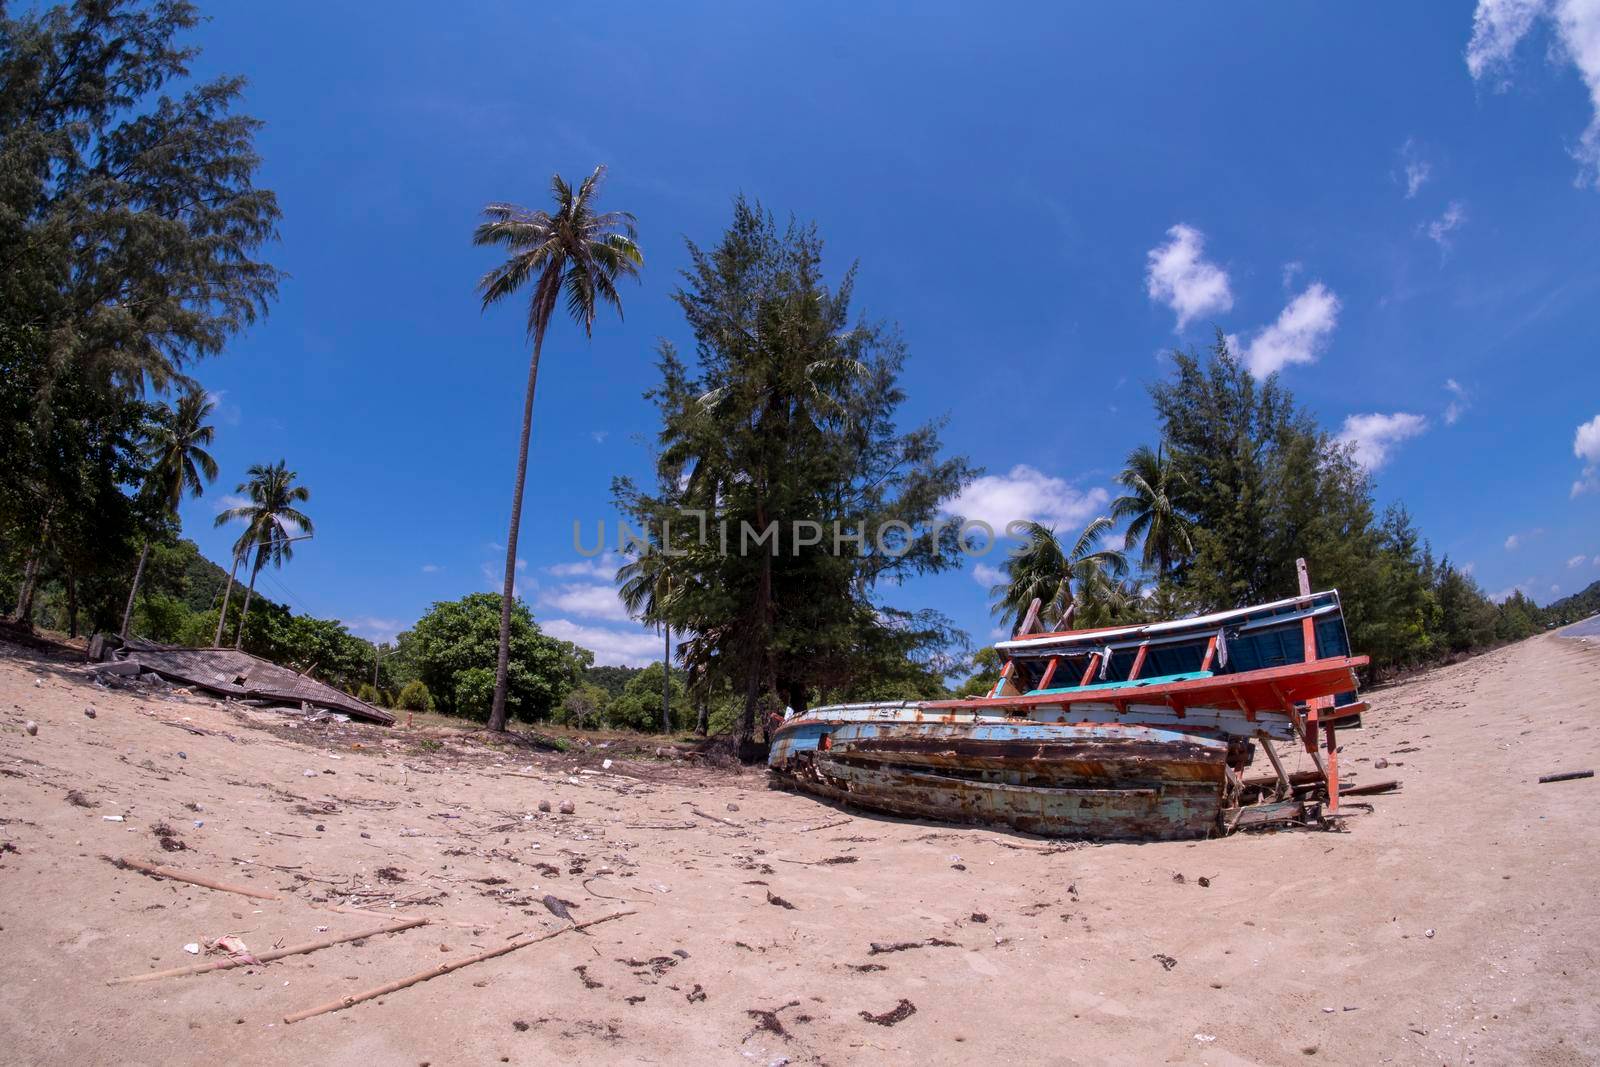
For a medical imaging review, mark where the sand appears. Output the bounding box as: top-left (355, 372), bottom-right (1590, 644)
top-left (2, 632), bottom-right (1598, 1066)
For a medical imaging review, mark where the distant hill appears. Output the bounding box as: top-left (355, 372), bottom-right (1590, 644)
top-left (1544, 579), bottom-right (1600, 627)
top-left (585, 664), bottom-right (644, 698)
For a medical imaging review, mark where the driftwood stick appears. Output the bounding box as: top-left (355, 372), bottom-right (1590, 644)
top-left (689, 807), bottom-right (741, 828)
top-left (1339, 779), bottom-right (1401, 797)
top-left (107, 918), bottom-right (428, 985)
top-left (282, 909), bottom-right (635, 1024)
top-left (1538, 769), bottom-right (1594, 784)
top-left (112, 856), bottom-right (279, 901)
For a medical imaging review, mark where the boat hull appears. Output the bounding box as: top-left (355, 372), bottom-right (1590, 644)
top-left (770, 719), bottom-right (1235, 841)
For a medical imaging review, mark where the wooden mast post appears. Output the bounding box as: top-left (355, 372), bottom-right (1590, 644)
top-left (991, 597), bottom-right (1043, 698)
top-left (1296, 557), bottom-right (1339, 811)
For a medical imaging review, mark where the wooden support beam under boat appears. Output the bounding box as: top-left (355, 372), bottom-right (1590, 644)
top-left (1078, 653), bottom-right (1100, 688)
top-left (1272, 681), bottom-right (1330, 784)
top-left (1257, 731), bottom-right (1292, 801)
top-left (1201, 636), bottom-right (1218, 672)
top-left (1037, 656), bottom-right (1060, 691)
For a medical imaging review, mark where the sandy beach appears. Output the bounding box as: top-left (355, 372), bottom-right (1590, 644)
top-left (2, 632), bottom-right (1598, 1066)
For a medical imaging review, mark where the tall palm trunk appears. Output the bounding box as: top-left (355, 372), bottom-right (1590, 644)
top-left (213, 552), bottom-right (241, 646)
top-left (490, 332), bottom-right (544, 732)
top-left (120, 540), bottom-right (150, 639)
top-left (235, 548), bottom-right (262, 650)
top-left (661, 625), bottom-right (671, 734)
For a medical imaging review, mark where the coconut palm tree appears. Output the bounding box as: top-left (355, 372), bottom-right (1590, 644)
top-left (214, 461), bottom-right (313, 649)
top-left (617, 540), bottom-right (684, 733)
top-left (990, 518), bottom-right (1129, 633)
top-left (1110, 443), bottom-right (1194, 580)
top-left (121, 391), bottom-right (219, 638)
top-left (473, 165), bottom-right (643, 732)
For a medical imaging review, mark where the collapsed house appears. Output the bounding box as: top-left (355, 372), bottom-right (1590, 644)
top-left (89, 637), bottom-right (395, 726)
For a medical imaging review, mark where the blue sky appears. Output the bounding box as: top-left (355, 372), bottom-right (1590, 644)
top-left (172, 2), bottom-right (1600, 663)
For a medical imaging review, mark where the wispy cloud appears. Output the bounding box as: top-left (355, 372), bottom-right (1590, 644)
top-left (1336, 413), bottom-right (1429, 470)
top-left (541, 618), bottom-right (660, 667)
top-left (943, 465), bottom-right (1110, 534)
top-left (1569, 554), bottom-right (1590, 568)
top-left (205, 389), bottom-right (241, 427)
top-left (420, 563), bottom-right (440, 573)
top-left (1146, 224), bottom-right (1233, 330)
top-left (547, 551), bottom-right (624, 580)
top-left (1466, 0), bottom-right (1600, 188)
top-left (1444, 378), bottom-right (1472, 425)
top-left (538, 582), bottom-right (631, 622)
top-left (212, 493), bottom-right (250, 515)
top-left (343, 615), bottom-right (403, 643)
top-left (1422, 200), bottom-right (1468, 251)
top-left (1574, 413), bottom-right (1600, 496)
top-left (1397, 138), bottom-right (1432, 197)
top-left (591, 430), bottom-right (609, 444)
top-left (1505, 527), bottom-right (1545, 551)
top-left (972, 562), bottom-right (1005, 588)
top-left (1231, 283), bottom-right (1342, 378)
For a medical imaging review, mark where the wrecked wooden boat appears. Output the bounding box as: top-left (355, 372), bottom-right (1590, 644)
top-left (770, 570), bottom-right (1365, 840)
top-left (92, 638), bottom-right (395, 725)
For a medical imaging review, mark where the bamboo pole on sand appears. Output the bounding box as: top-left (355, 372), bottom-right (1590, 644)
top-left (108, 918), bottom-right (428, 985)
top-left (283, 909), bottom-right (635, 1024)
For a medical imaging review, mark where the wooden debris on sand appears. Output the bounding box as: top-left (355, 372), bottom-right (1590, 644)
top-left (108, 918), bottom-right (428, 985)
top-left (282, 909), bottom-right (635, 1024)
top-left (110, 856), bottom-right (279, 901)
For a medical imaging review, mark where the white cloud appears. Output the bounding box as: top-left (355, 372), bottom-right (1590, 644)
top-left (1281, 261), bottom-right (1304, 289)
top-left (343, 615), bottom-right (403, 643)
top-left (1336, 412), bottom-right (1429, 471)
top-left (1569, 554), bottom-right (1590, 568)
top-left (1552, 583), bottom-right (1562, 594)
top-left (420, 563), bottom-right (440, 573)
top-left (1233, 283), bottom-right (1342, 378)
top-left (1489, 572), bottom-right (1542, 602)
top-left (547, 551), bottom-right (624, 580)
top-left (1422, 201), bottom-right (1468, 250)
top-left (538, 582), bottom-right (631, 622)
top-left (591, 430), bottom-right (609, 444)
top-left (212, 493), bottom-right (250, 515)
top-left (1505, 534), bottom-right (1522, 550)
top-left (1466, 0), bottom-right (1600, 188)
top-left (1573, 413), bottom-right (1600, 496)
top-left (1462, 561), bottom-right (1477, 575)
top-left (943, 465), bottom-right (1110, 534)
top-left (1444, 378), bottom-right (1471, 425)
top-left (1398, 138), bottom-right (1432, 197)
top-left (1467, 0), bottom-right (1548, 82)
top-left (1145, 224), bottom-right (1233, 330)
top-left (1576, 414), bottom-right (1600, 461)
top-left (973, 562), bottom-right (1005, 588)
top-left (541, 618), bottom-right (660, 667)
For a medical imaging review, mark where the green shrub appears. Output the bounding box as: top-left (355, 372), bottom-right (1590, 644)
top-left (357, 683), bottom-right (382, 706)
top-left (396, 680), bottom-right (434, 712)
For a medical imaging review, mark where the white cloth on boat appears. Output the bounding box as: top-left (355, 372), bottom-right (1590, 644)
top-left (1215, 626), bottom-right (1229, 669)
top-left (1099, 647), bottom-right (1113, 679)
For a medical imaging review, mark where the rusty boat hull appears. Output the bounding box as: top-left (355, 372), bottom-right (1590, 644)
top-left (769, 719), bottom-right (1237, 840)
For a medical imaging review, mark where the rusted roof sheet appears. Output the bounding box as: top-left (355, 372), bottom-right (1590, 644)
top-left (118, 639), bottom-right (395, 726)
